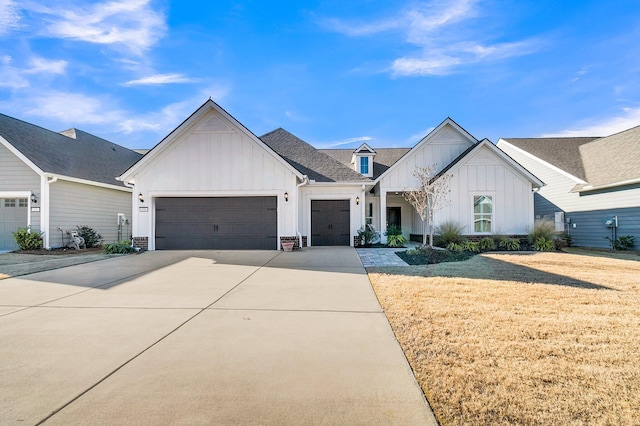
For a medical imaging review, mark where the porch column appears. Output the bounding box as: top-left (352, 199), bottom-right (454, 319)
top-left (360, 186), bottom-right (366, 227)
top-left (379, 189), bottom-right (387, 244)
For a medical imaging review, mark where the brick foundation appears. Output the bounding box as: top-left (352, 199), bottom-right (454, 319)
top-left (132, 236), bottom-right (148, 250)
top-left (279, 236), bottom-right (307, 250)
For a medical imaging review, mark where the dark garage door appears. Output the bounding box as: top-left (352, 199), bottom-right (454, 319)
top-left (311, 200), bottom-right (350, 246)
top-left (155, 197), bottom-right (277, 250)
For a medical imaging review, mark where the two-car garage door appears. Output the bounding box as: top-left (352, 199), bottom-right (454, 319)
top-left (155, 197), bottom-right (277, 250)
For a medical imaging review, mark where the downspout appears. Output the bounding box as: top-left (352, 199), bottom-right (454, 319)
top-left (296, 175), bottom-right (309, 248)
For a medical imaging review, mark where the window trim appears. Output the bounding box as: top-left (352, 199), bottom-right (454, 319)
top-left (472, 194), bottom-right (494, 234)
top-left (360, 156), bottom-right (369, 175)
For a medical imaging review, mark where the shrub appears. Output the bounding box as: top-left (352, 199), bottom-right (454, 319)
top-left (479, 237), bottom-right (496, 251)
top-left (559, 232), bottom-right (572, 247)
top-left (608, 235), bottom-right (636, 250)
top-left (533, 237), bottom-right (555, 251)
top-left (357, 225), bottom-right (376, 246)
top-left (499, 238), bottom-right (521, 251)
top-left (387, 234), bottom-right (408, 248)
top-left (104, 240), bottom-right (136, 254)
top-left (435, 220), bottom-right (465, 246)
top-left (446, 242), bottom-right (464, 252)
top-left (462, 241), bottom-right (480, 252)
top-left (12, 227), bottom-right (43, 250)
top-left (76, 225), bottom-right (102, 248)
top-left (385, 224), bottom-right (403, 236)
top-left (528, 219), bottom-right (557, 245)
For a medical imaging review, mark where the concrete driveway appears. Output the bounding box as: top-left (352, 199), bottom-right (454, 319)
top-left (0, 248), bottom-right (436, 425)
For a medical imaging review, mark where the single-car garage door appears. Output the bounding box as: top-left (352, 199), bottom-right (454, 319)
top-left (155, 197), bottom-right (277, 250)
top-left (0, 198), bottom-right (28, 251)
top-left (311, 200), bottom-right (350, 246)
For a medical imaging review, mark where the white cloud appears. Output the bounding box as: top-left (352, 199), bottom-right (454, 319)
top-left (25, 57), bottom-right (68, 74)
top-left (314, 135), bottom-right (373, 149)
top-left (22, 90), bottom-right (124, 124)
top-left (0, 0), bottom-right (20, 35)
top-left (326, 0), bottom-right (539, 76)
top-left (285, 110), bottom-right (311, 122)
top-left (0, 55), bottom-right (67, 89)
top-left (26, 0), bottom-right (166, 55)
top-left (124, 73), bottom-right (195, 86)
top-left (392, 39), bottom-right (538, 76)
top-left (541, 108), bottom-right (640, 137)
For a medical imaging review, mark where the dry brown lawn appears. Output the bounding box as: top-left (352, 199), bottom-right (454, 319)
top-left (369, 250), bottom-right (640, 425)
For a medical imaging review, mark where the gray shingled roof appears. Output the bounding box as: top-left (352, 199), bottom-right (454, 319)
top-left (260, 128), bottom-right (372, 183)
top-left (319, 148), bottom-right (410, 180)
top-left (500, 137), bottom-right (598, 181)
top-left (579, 125), bottom-right (640, 188)
top-left (0, 113), bottom-right (142, 187)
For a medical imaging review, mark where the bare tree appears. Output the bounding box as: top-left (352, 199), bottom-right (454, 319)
top-left (403, 165), bottom-right (451, 247)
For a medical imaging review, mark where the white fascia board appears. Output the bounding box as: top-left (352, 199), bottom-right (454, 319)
top-left (45, 173), bottom-right (132, 192)
top-left (442, 140), bottom-right (545, 188)
top-left (483, 141), bottom-right (545, 188)
top-left (307, 181), bottom-right (375, 188)
top-left (374, 117), bottom-right (477, 184)
top-left (0, 135), bottom-right (45, 177)
top-left (575, 177), bottom-right (640, 193)
top-left (497, 139), bottom-right (586, 184)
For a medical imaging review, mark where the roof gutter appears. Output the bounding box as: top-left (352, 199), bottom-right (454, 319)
top-left (574, 177), bottom-right (640, 193)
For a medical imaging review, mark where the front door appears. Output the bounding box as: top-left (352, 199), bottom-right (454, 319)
top-left (311, 200), bottom-right (350, 246)
top-left (387, 207), bottom-right (401, 229)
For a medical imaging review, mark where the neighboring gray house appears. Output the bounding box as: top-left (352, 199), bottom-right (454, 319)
top-left (498, 125), bottom-right (640, 248)
top-left (0, 113), bottom-right (142, 251)
top-left (119, 100), bottom-right (543, 251)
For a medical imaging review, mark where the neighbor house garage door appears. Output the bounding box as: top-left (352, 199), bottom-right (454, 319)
top-left (155, 197), bottom-right (277, 250)
top-left (0, 198), bottom-right (28, 251)
top-left (311, 200), bottom-right (350, 246)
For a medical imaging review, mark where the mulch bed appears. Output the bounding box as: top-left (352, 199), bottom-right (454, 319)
top-left (11, 247), bottom-right (104, 256)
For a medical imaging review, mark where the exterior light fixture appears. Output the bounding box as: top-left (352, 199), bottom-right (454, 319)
top-left (30, 193), bottom-right (38, 204)
top-left (138, 193), bottom-right (144, 203)
top-left (356, 196), bottom-right (360, 205)
top-left (284, 191), bottom-right (289, 202)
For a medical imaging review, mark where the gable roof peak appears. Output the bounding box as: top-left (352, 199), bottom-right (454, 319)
top-left (353, 142), bottom-right (376, 154)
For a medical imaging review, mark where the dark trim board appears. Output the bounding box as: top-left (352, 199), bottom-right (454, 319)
top-left (311, 199), bottom-right (350, 246)
top-left (155, 196), bottom-right (277, 250)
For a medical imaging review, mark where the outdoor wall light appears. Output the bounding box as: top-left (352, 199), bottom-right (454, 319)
top-left (138, 193), bottom-right (144, 203)
top-left (284, 191), bottom-right (289, 202)
top-left (30, 193), bottom-right (38, 204)
top-left (356, 196), bottom-right (360, 205)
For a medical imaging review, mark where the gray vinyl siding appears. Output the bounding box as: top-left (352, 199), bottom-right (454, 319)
top-left (0, 142), bottom-right (41, 231)
top-left (48, 180), bottom-right (132, 248)
top-left (565, 206), bottom-right (640, 249)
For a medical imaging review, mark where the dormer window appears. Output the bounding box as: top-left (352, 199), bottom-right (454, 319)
top-left (360, 157), bottom-right (369, 174)
top-left (352, 143), bottom-right (376, 177)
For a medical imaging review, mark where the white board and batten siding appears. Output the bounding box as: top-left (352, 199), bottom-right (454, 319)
top-left (48, 180), bottom-right (132, 247)
top-left (438, 146), bottom-right (534, 235)
top-left (380, 125), bottom-right (473, 191)
top-left (130, 108), bottom-right (300, 245)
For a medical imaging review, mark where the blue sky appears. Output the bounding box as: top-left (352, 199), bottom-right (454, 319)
top-left (1, 0), bottom-right (640, 149)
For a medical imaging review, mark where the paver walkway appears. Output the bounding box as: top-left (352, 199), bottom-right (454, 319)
top-left (356, 247), bottom-right (409, 267)
top-left (0, 248), bottom-right (437, 425)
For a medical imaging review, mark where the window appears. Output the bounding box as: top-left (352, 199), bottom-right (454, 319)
top-left (4, 199), bottom-right (16, 207)
top-left (360, 156), bottom-right (369, 174)
top-left (18, 199), bottom-right (27, 208)
top-left (473, 195), bottom-right (492, 233)
top-left (366, 202), bottom-right (373, 225)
